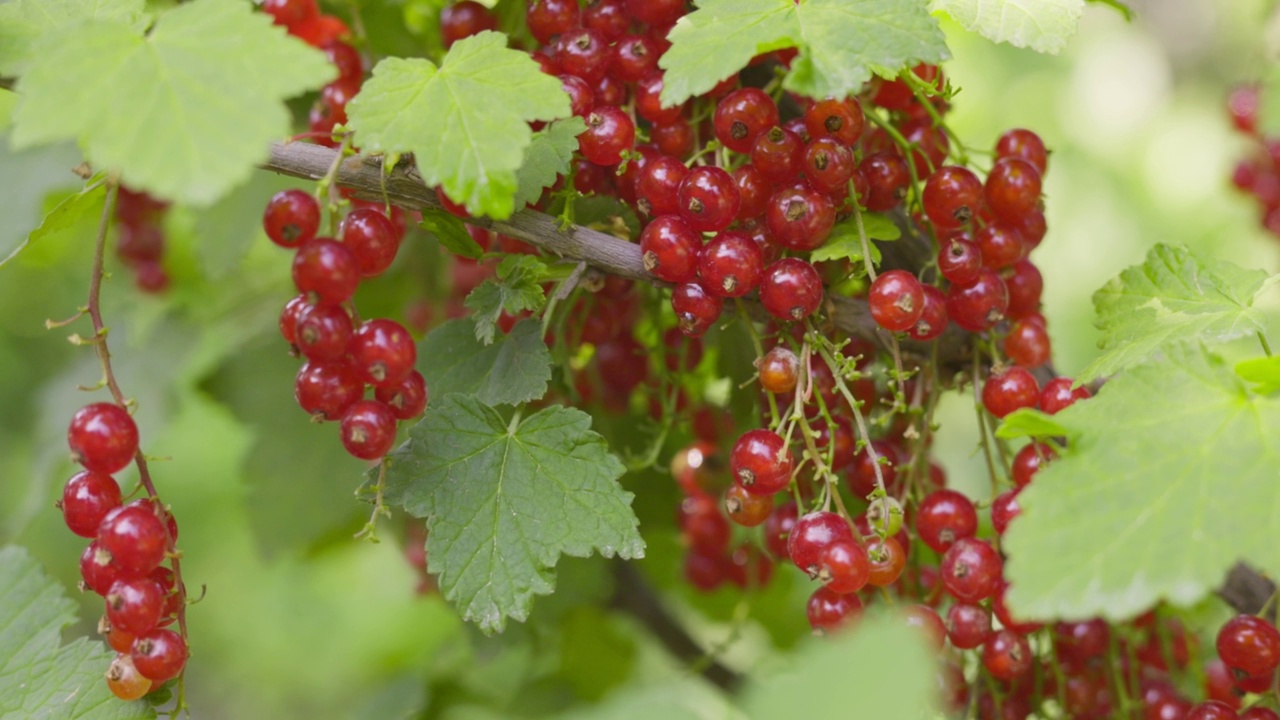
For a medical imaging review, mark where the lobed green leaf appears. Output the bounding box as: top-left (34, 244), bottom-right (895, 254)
top-left (419, 318), bottom-right (552, 406)
top-left (929, 0), bottom-right (1086, 54)
top-left (0, 0), bottom-right (149, 76)
top-left (466, 255), bottom-right (548, 345)
top-left (1, 182), bottom-right (105, 271)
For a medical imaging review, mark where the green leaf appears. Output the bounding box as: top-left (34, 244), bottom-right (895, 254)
top-left (1236, 356), bottom-right (1280, 395)
top-left (929, 0), bottom-right (1085, 54)
top-left (994, 407), bottom-right (1070, 440)
top-left (193, 172), bottom-right (305, 279)
top-left (466, 255), bottom-right (548, 345)
top-left (514, 117), bottom-right (586, 211)
top-left (11, 0), bottom-right (335, 206)
top-left (660, 0), bottom-right (948, 106)
top-left (420, 209), bottom-right (483, 260)
top-left (379, 394), bottom-right (644, 633)
top-left (1078, 244), bottom-right (1272, 383)
top-left (808, 213), bottom-right (900, 267)
top-left (744, 612), bottom-right (936, 719)
top-left (0, 545), bottom-right (155, 719)
top-left (555, 607), bottom-right (636, 701)
top-left (1, 182), bottom-right (106, 270)
top-left (347, 32), bottom-right (570, 219)
top-left (0, 88), bottom-right (18, 131)
top-left (420, 318), bottom-right (552, 406)
top-left (0, 0), bottom-right (149, 76)
top-left (1004, 345), bottom-right (1280, 621)
top-left (1085, 0), bottom-right (1133, 20)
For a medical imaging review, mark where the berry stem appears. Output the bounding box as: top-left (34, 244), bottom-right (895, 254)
top-left (897, 69), bottom-right (970, 166)
top-left (972, 346), bottom-right (1005, 497)
top-left (1260, 331), bottom-right (1273, 357)
top-left (734, 299), bottom-right (781, 427)
top-left (354, 457), bottom-right (392, 542)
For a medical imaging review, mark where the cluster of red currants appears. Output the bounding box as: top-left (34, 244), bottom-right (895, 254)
top-left (112, 186), bottom-right (171, 293)
top-left (261, 0), bottom-right (365, 147)
top-left (61, 402), bottom-right (188, 700)
top-left (1227, 86), bottom-right (1280, 238)
top-left (264, 188), bottom-right (427, 460)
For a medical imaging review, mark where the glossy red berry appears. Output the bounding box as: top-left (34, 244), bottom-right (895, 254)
top-left (868, 270), bottom-right (925, 333)
top-left (698, 231), bottom-right (764, 298)
top-left (751, 126), bottom-right (804, 182)
top-left (340, 400), bottom-right (398, 460)
top-left (292, 238), bottom-right (359, 305)
top-left (584, 0), bottom-right (628, 40)
top-left (946, 269), bottom-right (1008, 332)
top-left (640, 215), bottom-right (700, 283)
top-left (807, 585), bottom-right (863, 633)
top-left (1040, 377), bottom-right (1092, 414)
top-left (923, 166), bottom-right (983, 230)
top-left (526, 0), bottom-right (580, 44)
top-left (80, 542), bottom-right (124, 595)
top-left (758, 346), bottom-right (799, 395)
top-left (990, 488), bottom-right (1022, 535)
top-left (612, 34), bottom-right (658, 82)
top-left (805, 97), bottom-right (864, 146)
top-left (61, 471), bottom-right (122, 538)
top-left (789, 511), bottom-right (853, 577)
top-left (374, 370), bottom-right (428, 420)
top-left (279, 294), bottom-right (308, 346)
top-left (295, 360), bottom-right (363, 420)
top-left (106, 653), bottom-right (152, 701)
top-left (98, 502), bottom-right (170, 576)
top-left (986, 158), bottom-right (1042, 223)
top-left (635, 155), bottom-right (688, 217)
top-left (1187, 701), bottom-right (1242, 720)
top-left (349, 319), bottom-right (416, 388)
top-left (652, 119), bottom-right (694, 158)
top-left (324, 41), bottom-right (363, 83)
top-left (940, 537), bottom-right (1002, 602)
top-left (937, 236), bottom-right (983, 288)
top-left (866, 536), bottom-right (907, 587)
top-left (1218, 614), bottom-right (1280, 678)
top-left (131, 628), bottom-right (188, 683)
top-left (818, 540), bottom-right (870, 594)
top-left (764, 186), bottom-right (835, 251)
top-left (974, 224), bottom-right (1026, 270)
top-left (339, 208), bottom-right (401, 277)
top-left (861, 153), bottom-right (911, 212)
top-left (440, 1), bottom-right (497, 47)
top-left (556, 28), bottom-right (611, 84)
top-left (947, 602), bottom-right (993, 650)
top-left (732, 164), bottom-right (770, 220)
top-left (579, 108), bottom-right (635, 166)
top-left (263, 0), bottom-right (319, 28)
top-left (1003, 259), bottom-right (1044, 318)
top-left (624, 0), bottom-right (683, 25)
top-left (982, 367), bottom-right (1040, 419)
top-left (1012, 442), bottom-right (1055, 487)
top-left (907, 285), bottom-right (949, 341)
top-left (714, 88), bottom-right (779, 154)
top-left (1242, 708), bottom-right (1280, 720)
top-left (105, 577), bottom-right (165, 634)
top-left (634, 72), bottom-right (684, 125)
top-left (763, 502), bottom-right (799, 560)
top-left (730, 429), bottom-right (792, 495)
top-left (1003, 318), bottom-right (1051, 368)
top-left (802, 137), bottom-right (856, 196)
top-left (915, 489), bottom-right (978, 553)
top-left (995, 128), bottom-right (1048, 176)
top-left (295, 303), bottom-right (354, 361)
top-left (992, 582), bottom-right (1042, 635)
top-left (725, 484), bottom-right (773, 527)
top-left (677, 166), bottom-right (740, 233)
top-left (1055, 619), bottom-right (1111, 664)
top-left (68, 403), bottom-right (138, 475)
top-left (759, 259), bottom-right (823, 322)
top-left (149, 566), bottom-right (182, 626)
top-left (982, 629), bottom-right (1033, 682)
top-left (671, 282), bottom-right (722, 337)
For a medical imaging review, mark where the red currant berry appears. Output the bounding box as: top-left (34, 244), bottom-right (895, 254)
top-left (1003, 318), bottom-right (1051, 368)
top-left (818, 540), bottom-right (870, 594)
top-left (915, 489), bottom-right (977, 554)
top-left (635, 155), bottom-right (688, 217)
top-left (938, 236), bottom-right (983, 288)
top-left (262, 0), bottom-right (318, 28)
top-left (788, 511), bottom-right (854, 577)
top-left (1242, 708), bottom-right (1280, 720)
top-left (292, 238), bottom-right (359, 305)
top-left (1187, 701), bottom-right (1240, 720)
top-left (759, 259), bottom-right (823, 322)
top-left (279, 294), bottom-right (308, 346)
top-left (763, 502), bottom-right (798, 560)
top-left (990, 487), bottom-right (1022, 535)
top-left (730, 429), bottom-right (792, 495)
top-left (102, 617), bottom-right (137, 654)
top-left (947, 602), bottom-right (993, 650)
top-left (116, 223), bottom-right (164, 263)
top-left (526, 0), bottom-right (579, 45)
top-left (985, 158), bottom-right (1042, 223)
top-left (1229, 85), bottom-right (1261, 135)
top-left (68, 403), bottom-right (138, 475)
top-left (992, 582), bottom-right (1042, 634)
top-left (946, 269), bottom-right (1008, 332)
top-left (904, 604), bottom-right (948, 649)
top-left (1002, 260), bottom-right (1044, 319)
top-left (802, 136), bottom-right (857, 196)
top-left (982, 367), bottom-right (1039, 419)
top-left (995, 128), bottom-right (1048, 176)
top-left (974, 223), bottom-right (1026, 270)
top-left (339, 208), bottom-right (401, 277)
top-left (652, 118), bottom-right (694, 158)
top-left (807, 585), bottom-right (863, 633)
top-left (671, 282), bottom-right (722, 337)
top-left (295, 360), bottom-right (363, 420)
top-left (61, 471), bottom-right (122, 538)
top-left (764, 186), bottom-right (835, 251)
top-left (584, 0), bottom-right (628, 40)
top-left (634, 72), bottom-right (685, 125)
top-left (98, 501), bottom-right (170, 576)
top-left (758, 346), bottom-right (799, 395)
top-left (733, 164), bottom-right (770, 220)
top-left (558, 74), bottom-right (595, 119)
top-left (846, 440), bottom-right (901, 499)
top-left (149, 566), bottom-right (182, 626)
top-left (324, 40), bottom-right (363, 83)
top-left (295, 303), bottom-right (354, 361)
top-left (679, 493), bottom-right (730, 552)
top-left (340, 400), bottom-right (398, 460)
top-left (1054, 619), bottom-right (1111, 664)
top-left (1012, 441), bottom-right (1055, 487)
top-left (860, 153), bottom-right (910, 212)
top-left (868, 270), bottom-right (925, 333)
top-left (677, 166), bottom-right (740, 233)
top-left (80, 541), bottom-right (123, 595)
top-left (612, 34), bottom-right (658, 82)
top-left (1218, 614), bottom-right (1280, 678)
top-left (804, 97), bottom-right (864, 146)
top-left (624, 0), bottom-right (683, 25)
top-left (1017, 208), bottom-right (1048, 249)
top-left (640, 215), bottom-right (701, 283)
top-left (130, 628), bottom-right (188, 683)
top-left (349, 319), bottom-right (417, 388)
top-left (698, 231), bottom-right (763, 298)
top-left (713, 88), bottom-right (779, 154)
top-left (940, 537), bottom-right (1002, 602)
top-left (907, 285), bottom-right (949, 341)
top-left (106, 653), bottom-right (152, 701)
top-left (1040, 377), bottom-right (1091, 415)
top-left (556, 27), bottom-right (611, 84)
top-left (982, 629), bottom-right (1033, 682)
top-left (923, 166), bottom-right (983, 230)
top-left (579, 107), bottom-right (635, 166)
top-left (440, 1), bottom-right (497, 47)
top-left (751, 126), bottom-right (804, 182)
top-left (866, 536), bottom-right (907, 587)
top-left (374, 370), bottom-right (428, 420)
top-left (105, 577), bottom-right (164, 634)
top-left (725, 484), bottom-right (773, 528)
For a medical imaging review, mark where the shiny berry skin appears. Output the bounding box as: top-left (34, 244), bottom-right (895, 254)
top-left (612, 34), bottom-right (658, 82)
top-left (714, 88), bottom-right (779, 154)
top-left (374, 370), bottom-right (428, 420)
top-left (1003, 318), bottom-right (1050, 368)
top-left (1187, 701), bottom-right (1241, 720)
top-left (340, 400), bottom-right (398, 460)
top-left (1040, 377), bottom-right (1092, 414)
top-left (923, 166), bottom-right (984, 230)
top-left (751, 126), bottom-right (804, 182)
top-left (349, 319), bottom-right (417, 387)
top-left (291, 15), bottom-right (351, 49)
top-left (295, 360), bottom-right (363, 420)
top-left (526, 0), bottom-right (579, 45)
top-left (149, 566), bottom-right (182, 626)
top-left (1054, 619), bottom-right (1111, 663)
top-left (324, 41), bottom-right (363, 83)
top-left (339, 208), bottom-right (400, 277)
top-left (1003, 259), bottom-right (1044, 318)
top-left (698, 231), bottom-right (763, 298)
top-left (725, 484), bottom-right (773, 527)
top-left (763, 502), bottom-right (798, 560)
top-left (915, 489), bottom-right (977, 553)
top-left (584, 0), bottom-right (627, 39)
top-left (733, 165), bottom-right (770, 221)
top-left (309, 78), bottom-right (359, 141)
top-left (652, 119), bottom-right (694, 158)
top-left (68, 403), bottom-right (139, 475)
top-left (904, 604), bottom-right (948, 649)
top-left (759, 258), bottom-right (823, 322)
top-left (1017, 208), bottom-right (1048, 249)
top-left (985, 158), bottom-right (1042, 223)
top-left (634, 72), bottom-right (684, 125)
top-left (106, 653), bottom-right (152, 701)
top-left (635, 155), bottom-right (688, 217)
top-left (1218, 614), bottom-right (1280, 678)
top-left (98, 502), bottom-right (170, 576)
top-left (940, 537), bottom-right (1002, 602)
top-left (860, 153), bottom-right (910, 212)
top-left (556, 28), bottom-right (611, 84)
top-left (263, 0), bottom-right (318, 28)
top-left (579, 108), bottom-right (635, 166)
top-left (557, 75), bottom-right (595, 119)
top-left (624, 0), bottom-right (683, 25)
top-left (995, 128), bottom-right (1048, 175)
top-left (982, 630), bottom-right (1033, 682)
top-left (640, 215), bottom-right (700, 283)
top-left (805, 97), bottom-right (864, 146)
top-left (677, 166), bottom-right (740, 233)
top-left (946, 269), bottom-right (1008, 332)
top-left (764, 186), bottom-right (835, 251)
top-left (61, 471), bottom-right (122, 538)
top-left (292, 238), bottom-right (359, 305)
top-left (279, 294), bottom-right (308, 345)
top-left (982, 367), bottom-right (1039, 419)
top-left (758, 346), bottom-right (799, 395)
top-left (807, 585), bottom-right (863, 633)
top-left (80, 542), bottom-right (123, 595)
top-left (907, 285), bottom-right (948, 341)
top-left (866, 536), bottom-right (907, 587)
top-left (990, 488), bottom-right (1022, 535)
top-left (974, 223), bottom-right (1026, 269)
top-left (992, 582), bottom-right (1042, 634)
top-left (788, 511), bottom-right (853, 577)
top-left (802, 137), bottom-right (856, 196)
top-left (672, 282), bottom-right (722, 336)
top-left (295, 303), bottom-right (354, 361)
top-left (102, 618), bottom-right (137, 654)
top-left (131, 628), bottom-right (188, 683)
top-left (818, 540), bottom-right (870, 594)
top-left (938, 237), bottom-right (983, 288)
top-left (946, 602), bottom-right (992, 650)
top-left (1242, 709), bottom-right (1280, 720)
top-left (730, 429), bottom-right (792, 495)
top-left (105, 577), bottom-right (165, 634)
top-left (440, 1), bottom-right (497, 47)
top-left (1012, 442), bottom-right (1055, 486)
top-left (868, 270), bottom-right (925, 333)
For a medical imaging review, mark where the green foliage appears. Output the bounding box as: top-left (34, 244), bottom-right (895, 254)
top-left (0, 0), bottom-right (149, 76)
top-left (11, 0), bottom-right (334, 206)
top-left (1, 181), bottom-right (105, 270)
top-left (514, 118), bottom-right (587, 211)
top-left (929, 0), bottom-right (1085, 54)
top-left (377, 394), bottom-right (645, 633)
top-left (421, 209), bottom-right (485, 260)
top-left (466, 255), bottom-right (549, 344)
top-left (660, 0), bottom-right (948, 106)
top-left (347, 32), bottom-right (569, 219)
top-left (192, 172), bottom-right (306, 279)
top-left (744, 612), bottom-right (937, 719)
top-left (808, 212), bottom-right (901, 267)
top-left (1004, 344), bottom-right (1280, 620)
top-left (1079, 244), bottom-right (1272, 383)
top-left (419, 318), bottom-right (553, 406)
top-left (1235, 355), bottom-right (1280, 394)
top-left (0, 546), bottom-right (154, 719)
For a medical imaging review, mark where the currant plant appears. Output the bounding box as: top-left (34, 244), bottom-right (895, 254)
top-left (9, 0), bottom-right (1280, 718)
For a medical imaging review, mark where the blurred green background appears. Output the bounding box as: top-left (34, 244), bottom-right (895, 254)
top-left (1, 1), bottom-right (1278, 717)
